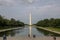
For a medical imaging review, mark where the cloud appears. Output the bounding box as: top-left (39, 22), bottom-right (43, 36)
top-left (0, 0), bottom-right (60, 7)
top-left (27, 0), bottom-right (33, 3)
top-left (31, 5), bottom-right (60, 19)
top-left (0, 0), bottom-right (16, 6)
top-left (0, 0), bottom-right (60, 24)
top-left (31, 4), bottom-right (60, 14)
top-left (0, 0), bottom-right (33, 6)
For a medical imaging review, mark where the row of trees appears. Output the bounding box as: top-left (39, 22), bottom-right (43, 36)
top-left (36, 18), bottom-right (60, 27)
top-left (0, 15), bottom-right (24, 29)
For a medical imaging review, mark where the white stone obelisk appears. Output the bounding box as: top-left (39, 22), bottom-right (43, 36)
top-left (29, 13), bottom-right (32, 37)
top-left (30, 13), bottom-right (32, 25)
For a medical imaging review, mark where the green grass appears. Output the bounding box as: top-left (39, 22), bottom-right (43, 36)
top-left (43, 27), bottom-right (60, 32)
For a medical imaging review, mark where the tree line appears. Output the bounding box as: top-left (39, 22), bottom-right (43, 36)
top-left (0, 15), bottom-right (24, 29)
top-left (36, 18), bottom-right (60, 27)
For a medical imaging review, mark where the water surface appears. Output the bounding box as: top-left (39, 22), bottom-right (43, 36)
top-left (0, 26), bottom-right (60, 37)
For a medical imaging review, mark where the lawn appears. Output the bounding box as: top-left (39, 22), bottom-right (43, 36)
top-left (43, 27), bottom-right (60, 32)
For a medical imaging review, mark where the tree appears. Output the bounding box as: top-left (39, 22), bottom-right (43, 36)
top-left (36, 18), bottom-right (60, 28)
top-left (0, 15), bottom-right (24, 29)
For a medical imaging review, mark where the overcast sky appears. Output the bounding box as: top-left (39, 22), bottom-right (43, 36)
top-left (0, 0), bottom-right (60, 24)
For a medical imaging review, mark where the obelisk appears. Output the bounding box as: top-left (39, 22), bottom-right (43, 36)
top-left (29, 13), bottom-right (32, 25)
top-left (29, 13), bottom-right (32, 37)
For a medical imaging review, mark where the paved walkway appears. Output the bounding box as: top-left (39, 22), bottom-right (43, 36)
top-left (0, 36), bottom-right (60, 40)
top-left (0, 27), bottom-right (23, 32)
top-left (37, 27), bottom-right (60, 34)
